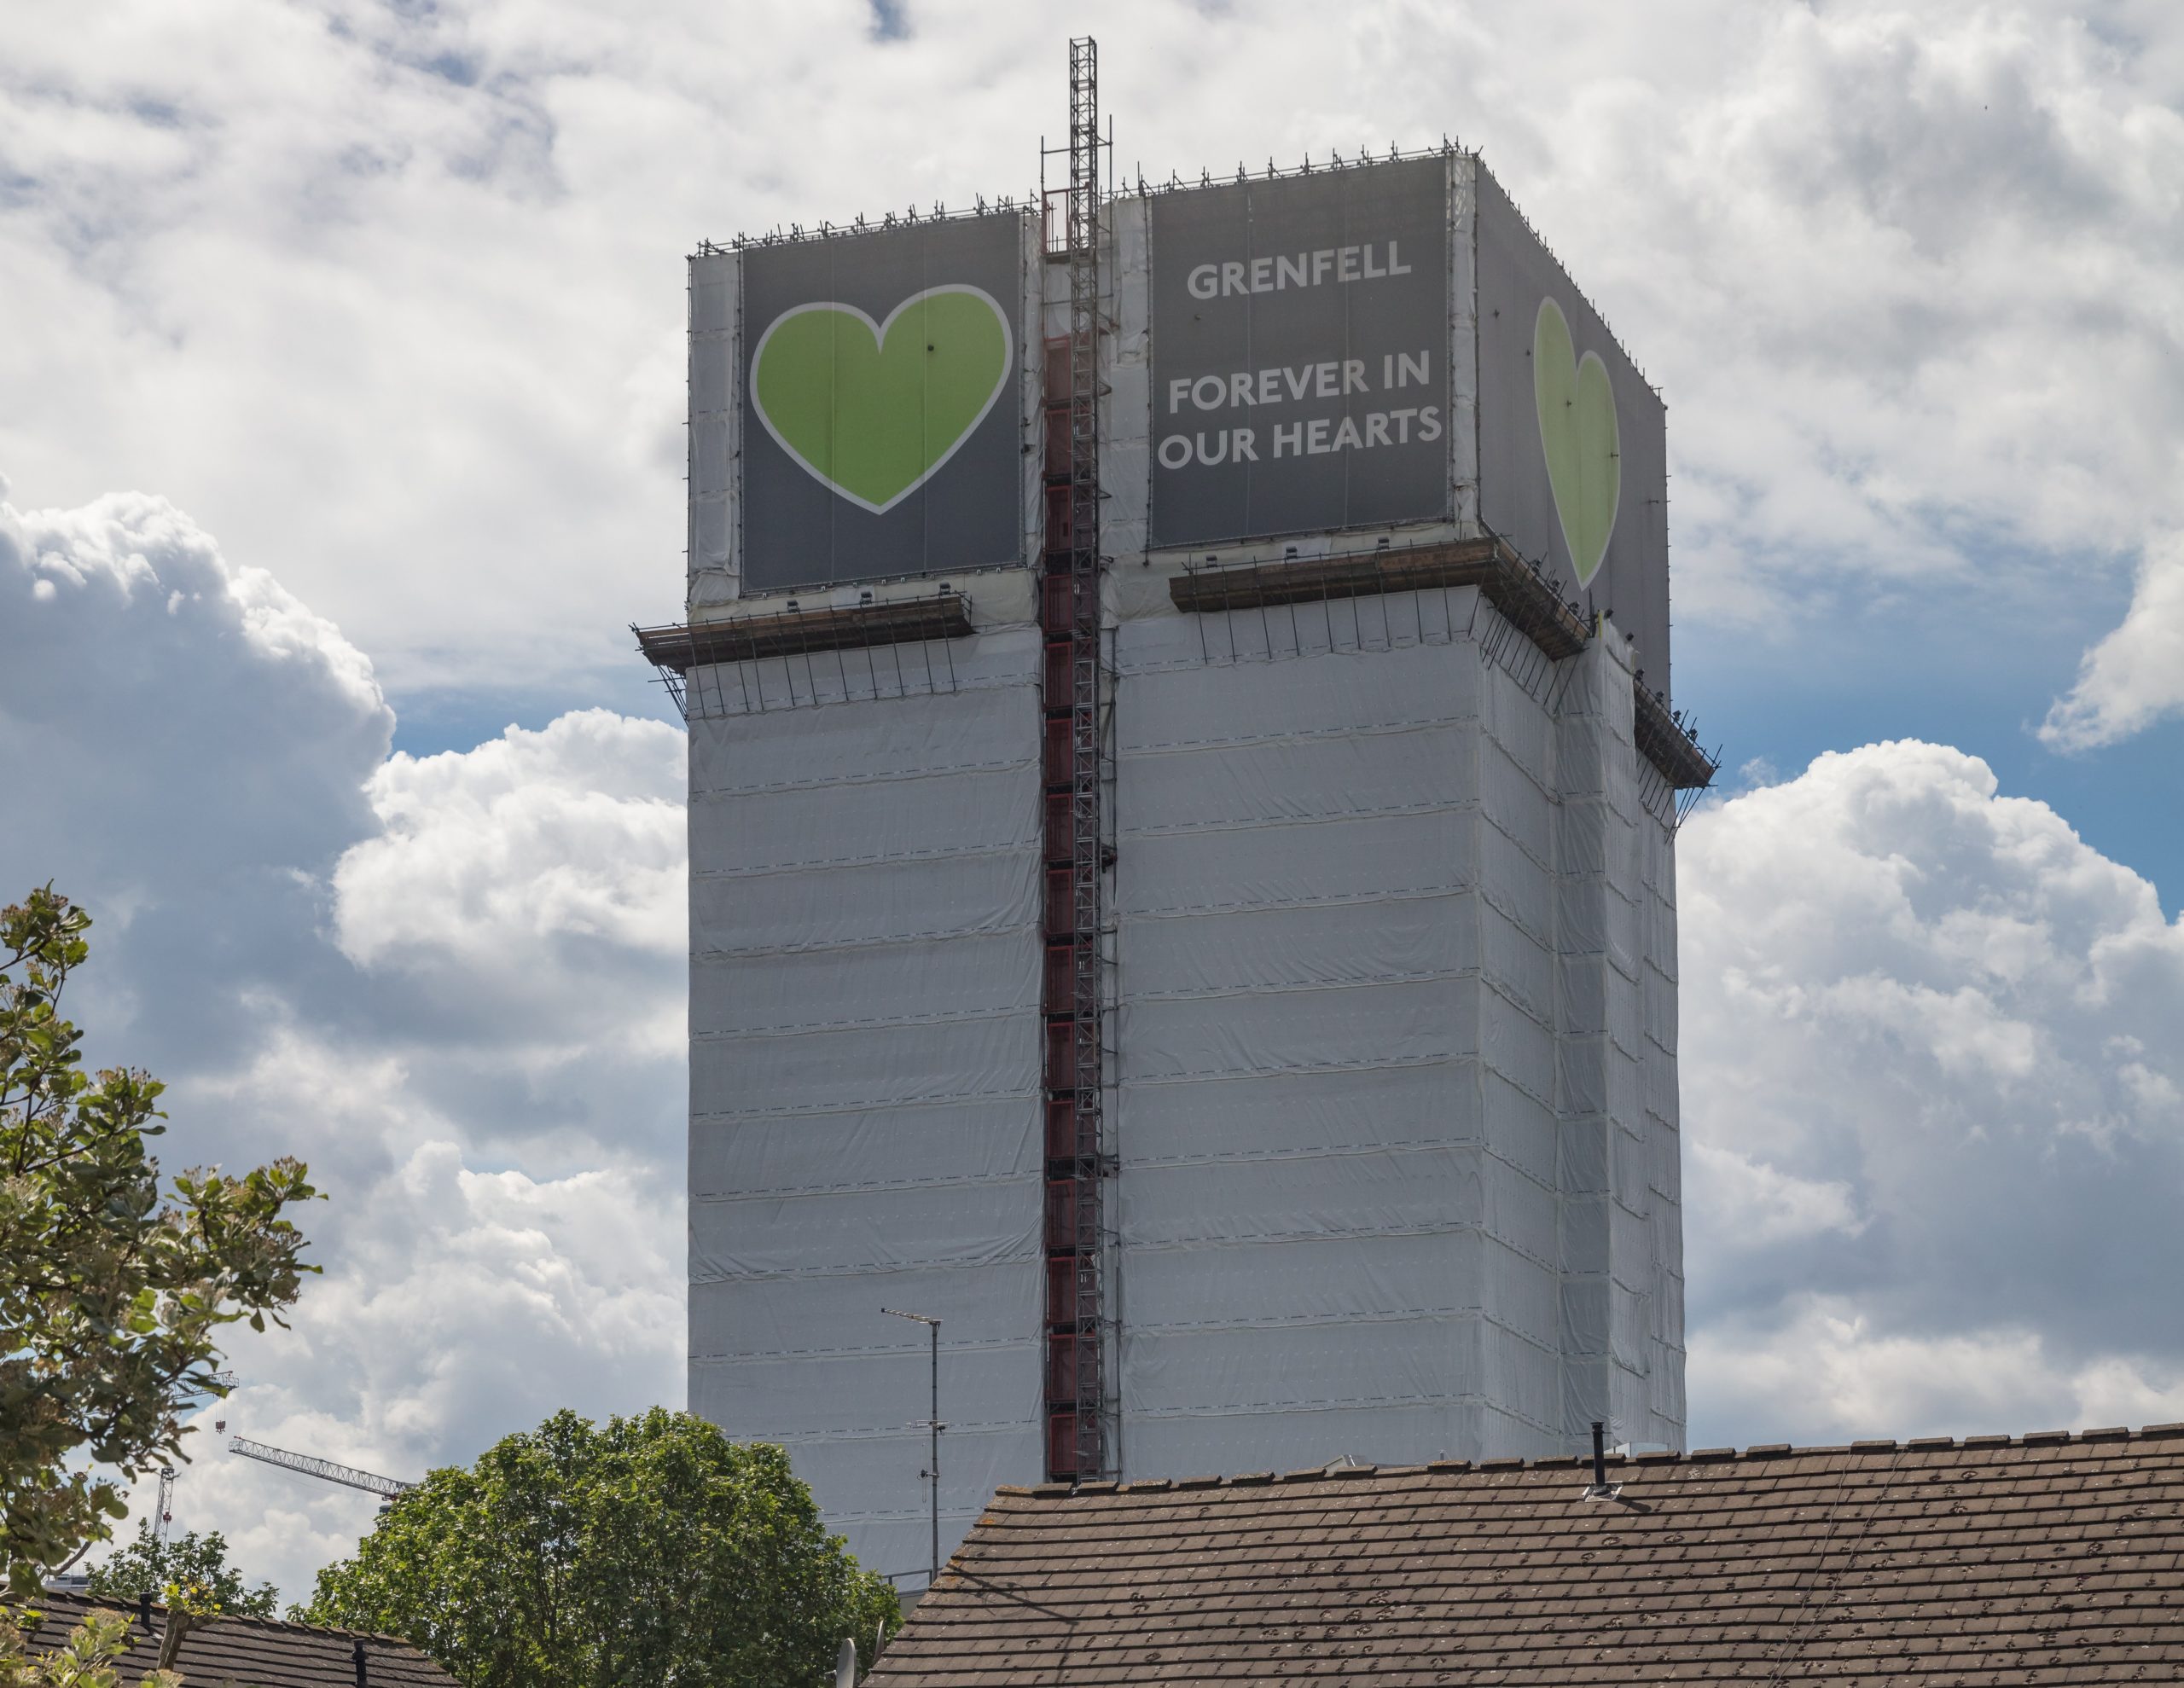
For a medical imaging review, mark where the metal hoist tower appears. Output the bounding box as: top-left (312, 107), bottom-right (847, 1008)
top-left (1041, 34), bottom-right (1111, 1483)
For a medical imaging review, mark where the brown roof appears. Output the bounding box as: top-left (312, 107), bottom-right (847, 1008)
top-left (15, 1592), bottom-right (456, 1686)
top-left (873, 1424), bottom-right (2184, 1686)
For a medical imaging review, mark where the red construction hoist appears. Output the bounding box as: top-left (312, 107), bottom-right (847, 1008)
top-left (1039, 36), bottom-right (1110, 1484)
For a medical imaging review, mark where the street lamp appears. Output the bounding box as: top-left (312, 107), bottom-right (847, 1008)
top-left (880, 1308), bottom-right (943, 1588)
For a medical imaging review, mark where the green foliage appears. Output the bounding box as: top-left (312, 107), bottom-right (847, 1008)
top-left (301, 1407), bottom-right (898, 1688)
top-left (0, 886), bottom-right (320, 1595)
top-left (0, 1605), bottom-right (179, 1688)
top-left (82, 1523), bottom-right (278, 1621)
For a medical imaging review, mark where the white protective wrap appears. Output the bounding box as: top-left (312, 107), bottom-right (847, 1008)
top-left (686, 624), bottom-right (1046, 1584)
top-left (682, 585), bottom-right (1684, 1580)
top-left (1110, 594), bottom-right (1684, 1479)
top-left (687, 249), bottom-right (739, 612)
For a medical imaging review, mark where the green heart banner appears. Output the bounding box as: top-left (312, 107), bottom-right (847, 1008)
top-left (1532, 296), bottom-right (1620, 588)
top-left (751, 285), bottom-right (1014, 515)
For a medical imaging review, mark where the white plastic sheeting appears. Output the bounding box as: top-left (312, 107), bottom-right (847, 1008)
top-left (687, 249), bottom-right (739, 612)
top-left (1535, 611), bottom-right (1686, 1450)
top-left (1102, 195), bottom-right (1151, 560)
top-left (683, 585), bottom-right (1684, 1581)
top-left (686, 624), bottom-right (1046, 1585)
top-left (1112, 592), bottom-right (1683, 1479)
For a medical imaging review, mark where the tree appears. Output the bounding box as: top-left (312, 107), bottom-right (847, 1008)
top-left (0, 1607), bottom-right (177, 1688)
top-left (0, 886), bottom-right (320, 1594)
top-left (81, 1523), bottom-right (278, 1620)
top-left (301, 1408), bottom-right (898, 1688)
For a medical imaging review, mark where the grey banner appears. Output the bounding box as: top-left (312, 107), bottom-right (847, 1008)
top-left (738, 214), bottom-right (1026, 594)
top-left (1147, 158), bottom-right (1450, 549)
top-left (1475, 165), bottom-right (1672, 696)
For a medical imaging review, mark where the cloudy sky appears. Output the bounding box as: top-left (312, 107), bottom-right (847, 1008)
top-left (5, 0), bottom-right (2181, 1603)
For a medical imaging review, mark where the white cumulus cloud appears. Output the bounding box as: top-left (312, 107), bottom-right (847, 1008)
top-left (2041, 531), bottom-right (2184, 749)
top-left (1693, 1299), bottom-right (2184, 1444)
top-left (1680, 740), bottom-right (2184, 1447)
top-left (2, 489), bottom-right (686, 1601)
top-left (5, 0), bottom-right (2182, 730)
top-left (334, 708), bottom-right (685, 1050)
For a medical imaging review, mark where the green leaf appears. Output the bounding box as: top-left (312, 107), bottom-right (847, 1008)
top-left (0, 884), bottom-right (319, 1595)
top-left (302, 1408), bottom-right (897, 1688)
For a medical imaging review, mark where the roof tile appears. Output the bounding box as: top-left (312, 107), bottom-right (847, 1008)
top-left (17, 1594), bottom-right (456, 1685)
top-left (873, 1427), bottom-right (2184, 1688)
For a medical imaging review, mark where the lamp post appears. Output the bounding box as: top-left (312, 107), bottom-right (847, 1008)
top-left (881, 1308), bottom-right (943, 1588)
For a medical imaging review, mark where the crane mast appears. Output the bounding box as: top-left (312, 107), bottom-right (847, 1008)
top-left (146, 1368), bottom-right (237, 1546)
top-left (152, 1466), bottom-right (177, 1547)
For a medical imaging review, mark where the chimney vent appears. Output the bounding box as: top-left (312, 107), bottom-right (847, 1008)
top-left (1582, 1421), bottom-right (1623, 1503)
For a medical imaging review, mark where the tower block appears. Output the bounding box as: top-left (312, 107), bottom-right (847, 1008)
top-left (640, 65), bottom-right (1714, 1586)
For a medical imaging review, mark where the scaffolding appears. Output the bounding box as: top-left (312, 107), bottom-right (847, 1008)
top-left (632, 591), bottom-right (973, 720)
top-left (1037, 36), bottom-right (1112, 1484)
top-left (1174, 537), bottom-right (1719, 823)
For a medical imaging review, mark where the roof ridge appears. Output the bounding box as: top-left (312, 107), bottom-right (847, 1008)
top-left (990, 1419), bottom-right (2184, 1498)
top-left (27, 1591), bottom-right (419, 1647)
top-left (201, 1608), bottom-right (421, 1646)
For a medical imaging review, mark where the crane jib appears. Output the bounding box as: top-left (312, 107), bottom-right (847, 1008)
top-left (225, 1435), bottom-right (415, 1499)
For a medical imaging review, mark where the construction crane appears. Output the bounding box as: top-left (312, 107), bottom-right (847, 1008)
top-left (226, 1437), bottom-right (414, 1501)
top-left (151, 1467), bottom-right (177, 1548)
top-left (149, 1371), bottom-right (236, 1549)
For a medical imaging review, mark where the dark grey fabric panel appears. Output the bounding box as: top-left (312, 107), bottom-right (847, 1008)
top-left (1149, 158), bottom-right (1451, 547)
top-left (1475, 164), bottom-right (1673, 699)
top-left (737, 214), bottom-right (1028, 592)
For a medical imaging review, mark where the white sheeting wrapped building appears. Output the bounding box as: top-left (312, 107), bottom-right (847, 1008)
top-left (647, 147), bottom-right (1712, 1588)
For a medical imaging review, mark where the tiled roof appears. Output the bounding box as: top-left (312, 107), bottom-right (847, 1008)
top-left (15, 1592), bottom-right (456, 1686)
top-left (872, 1424), bottom-right (2184, 1686)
